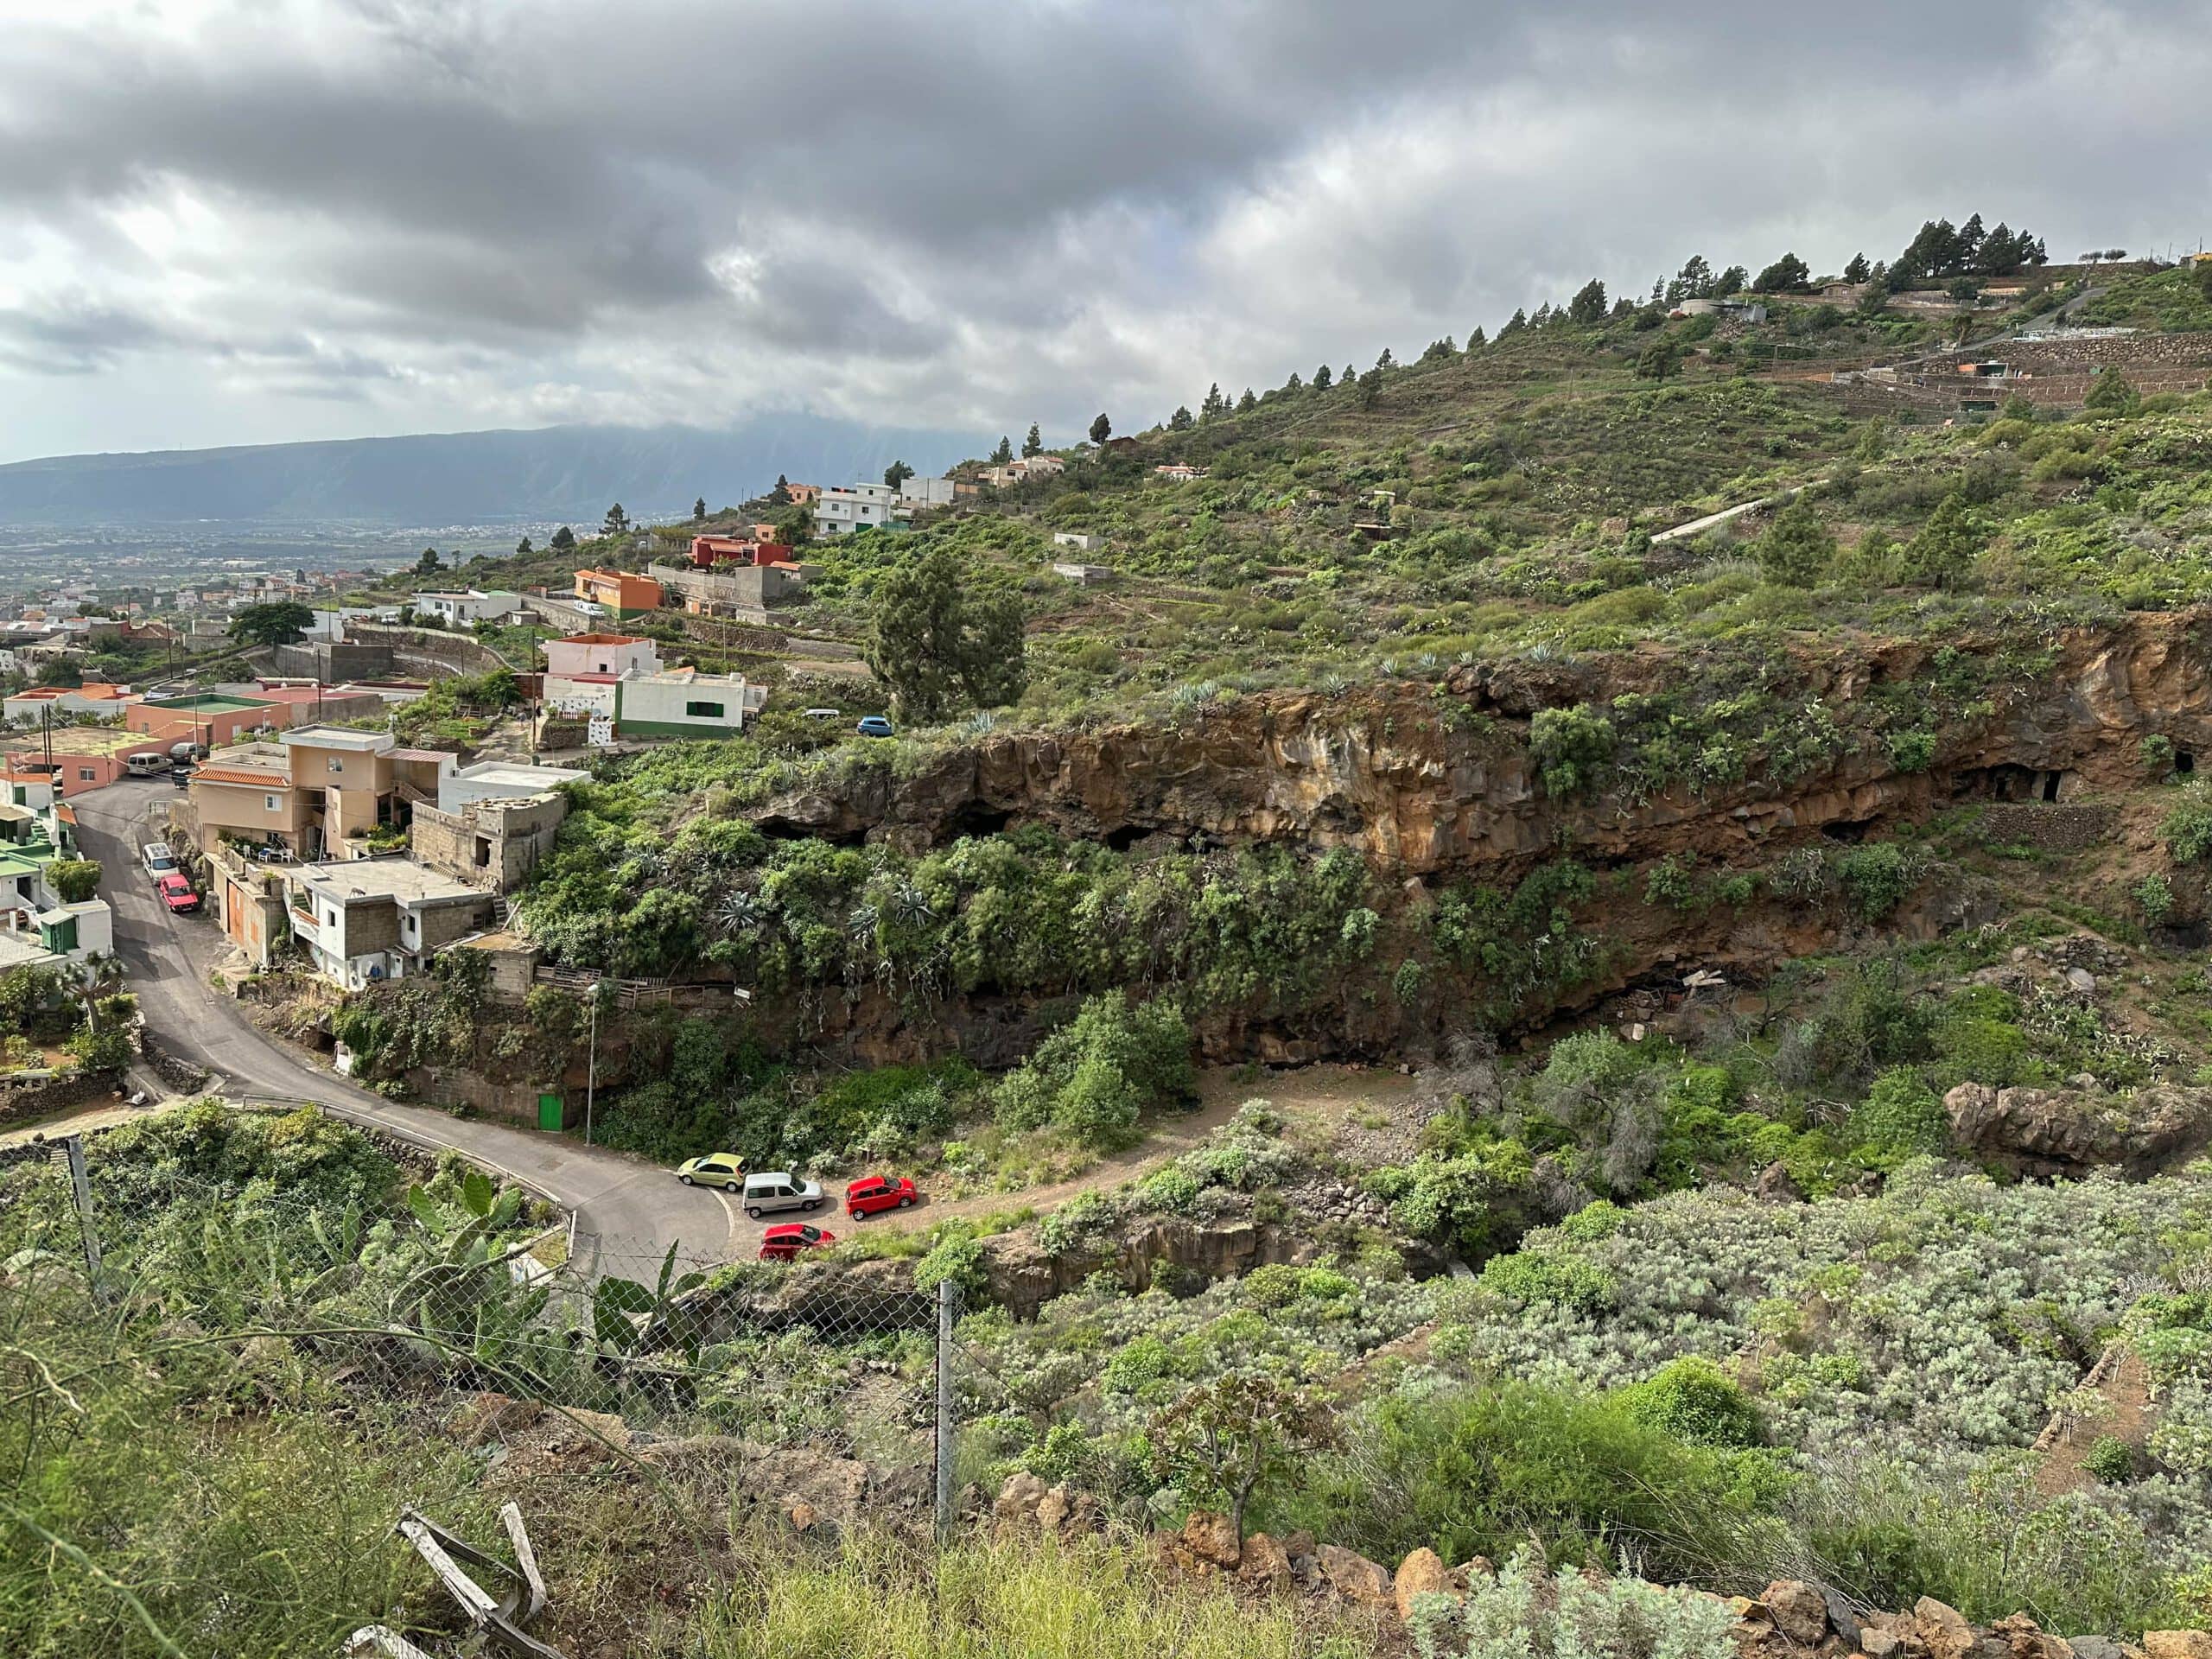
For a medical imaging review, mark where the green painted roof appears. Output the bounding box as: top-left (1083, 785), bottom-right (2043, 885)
top-left (145, 693), bottom-right (275, 712)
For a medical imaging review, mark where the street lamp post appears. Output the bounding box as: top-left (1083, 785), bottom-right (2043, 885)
top-left (585, 982), bottom-right (600, 1147)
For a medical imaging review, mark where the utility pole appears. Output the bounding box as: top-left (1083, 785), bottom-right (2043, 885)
top-left (935, 1278), bottom-right (957, 1542)
top-left (585, 982), bottom-right (599, 1147)
top-left (61, 1135), bottom-right (105, 1297)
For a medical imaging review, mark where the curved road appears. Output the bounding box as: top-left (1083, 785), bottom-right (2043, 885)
top-left (68, 779), bottom-right (735, 1275)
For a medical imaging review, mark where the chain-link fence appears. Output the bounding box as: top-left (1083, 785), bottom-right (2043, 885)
top-left (0, 1128), bottom-right (968, 1535)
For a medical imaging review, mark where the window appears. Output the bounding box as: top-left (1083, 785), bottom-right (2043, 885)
top-left (684, 701), bottom-right (725, 719)
top-left (327, 756), bottom-right (342, 773)
top-left (266, 795), bottom-right (280, 812)
top-left (79, 767), bottom-right (95, 781)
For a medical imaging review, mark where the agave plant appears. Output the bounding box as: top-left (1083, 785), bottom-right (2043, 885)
top-left (890, 883), bottom-right (937, 926)
top-left (715, 888), bottom-right (765, 936)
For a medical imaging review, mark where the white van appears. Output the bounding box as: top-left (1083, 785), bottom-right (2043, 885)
top-left (125, 752), bottom-right (168, 777)
top-left (740, 1172), bottom-right (824, 1220)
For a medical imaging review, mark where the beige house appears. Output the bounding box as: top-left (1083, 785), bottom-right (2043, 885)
top-left (185, 726), bottom-right (454, 861)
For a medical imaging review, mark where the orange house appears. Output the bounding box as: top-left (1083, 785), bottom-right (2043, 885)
top-left (573, 569), bottom-right (664, 620)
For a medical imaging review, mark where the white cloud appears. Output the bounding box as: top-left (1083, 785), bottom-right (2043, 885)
top-left (0, 0), bottom-right (2208, 460)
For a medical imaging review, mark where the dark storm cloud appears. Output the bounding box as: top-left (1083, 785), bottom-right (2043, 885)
top-left (1, 0), bottom-right (2209, 454)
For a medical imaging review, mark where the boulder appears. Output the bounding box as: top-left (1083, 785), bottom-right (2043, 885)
top-left (1755, 1161), bottom-right (1806, 1203)
top-left (1764, 1580), bottom-right (1830, 1646)
top-left (2067, 1640), bottom-right (2133, 1659)
top-left (1992, 1613), bottom-right (2075, 1659)
top-left (1395, 1548), bottom-right (1459, 1622)
top-left (1861, 1631), bottom-right (1903, 1659)
top-left (1319, 1544), bottom-right (1395, 1607)
top-left (1175, 1510), bottom-right (1243, 1572)
top-left (1945, 1083), bottom-right (2212, 1179)
top-left (2144, 1636), bottom-right (2212, 1659)
top-left (1237, 1532), bottom-right (1293, 1592)
top-left (1916, 1597), bottom-right (1979, 1659)
top-left (786, 1501), bottom-right (818, 1532)
top-left (993, 1471), bottom-right (1049, 1532)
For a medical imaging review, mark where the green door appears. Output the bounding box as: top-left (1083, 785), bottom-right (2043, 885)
top-left (537, 1092), bottom-right (563, 1131)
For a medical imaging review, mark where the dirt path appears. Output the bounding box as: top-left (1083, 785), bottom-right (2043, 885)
top-left (0, 1096), bottom-right (177, 1150)
top-left (843, 1063), bottom-right (1417, 1240)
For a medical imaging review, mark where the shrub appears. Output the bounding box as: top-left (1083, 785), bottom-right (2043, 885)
top-left (1268, 1382), bottom-right (1778, 1580)
top-left (2143, 734), bottom-right (2177, 779)
top-left (2082, 1434), bottom-right (2136, 1484)
top-left (1529, 705), bottom-right (1617, 797)
top-left (1412, 1549), bottom-right (1735, 1659)
top-left (44, 859), bottom-right (102, 904)
top-left (1479, 1250), bottom-right (1618, 1318)
top-left (1886, 729), bottom-right (1938, 773)
top-left (2164, 786), bottom-right (2212, 862)
top-left (1613, 1357), bottom-right (1764, 1449)
top-left (1835, 842), bottom-right (1926, 922)
top-left (1851, 1069), bottom-right (1949, 1160)
top-left (995, 992), bottom-right (1195, 1147)
top-left (912, 1231), bottom-right (988, 1297)
top-left (2134, 874), bottom-right (2177, 926)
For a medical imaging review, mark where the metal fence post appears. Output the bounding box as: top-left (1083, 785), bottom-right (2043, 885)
top-left (62, 1135), bottom-right (105, 1298)
top-left (934, 1278), bottom-right (957, 1543)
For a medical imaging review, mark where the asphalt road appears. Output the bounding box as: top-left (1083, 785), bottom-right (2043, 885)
top-left (69, 779), bottom-right (737, 1274)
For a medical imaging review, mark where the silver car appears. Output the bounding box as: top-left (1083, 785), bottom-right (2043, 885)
top-left (741, 1171), bottom-right (824, 1220)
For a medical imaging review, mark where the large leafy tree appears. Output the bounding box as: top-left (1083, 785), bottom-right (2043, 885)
top-left (883, 458), bottom-right (915, 490)
top-left (602, 503), bottom-right (629, 537)
top-left (865, 544), bottom-right (1028, 721)
top-left (229, 601), bottom-right (316, 647)
top-left (1149, 1371), bottom-right (1339, 1542)
top-left (549, 524), bottom-right (576, 551)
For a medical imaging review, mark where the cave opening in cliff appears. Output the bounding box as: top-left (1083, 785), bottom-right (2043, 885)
top-left (1104, 823), bottom-right (1150, 852)
top-left (1948, 764), bottom-right (2046, 804)
top-left (2181, 751), bottom-right (2197, 776)
top-left (948, 803), bottom-right (1014, 839)
top-left (1820, 818), bottom-right (1872, 843)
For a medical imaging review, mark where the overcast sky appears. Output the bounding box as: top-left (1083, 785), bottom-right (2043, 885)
top-left (2, 0), bottom-right (2208, 463)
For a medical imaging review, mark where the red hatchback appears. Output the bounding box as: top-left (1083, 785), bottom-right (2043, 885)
top-left (156, 873), bottom-right (200, 914)
top-left (758, 1223), bottom-right (836, 1261)
top-left (844, 1174), bottom-right (918, 1219)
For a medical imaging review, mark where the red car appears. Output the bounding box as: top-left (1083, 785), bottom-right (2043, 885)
top-left (757, 1223), bottom-right (836, 1261)
top-left (156, 873), bottom-right (200, 914)
top-left (844, 1174), bottom-right (918, 1219)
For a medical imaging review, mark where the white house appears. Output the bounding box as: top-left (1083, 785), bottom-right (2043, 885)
top-left (1052, 531), bottom-right (1106, 552)
top-left (614, 669), bottom-right (766, 739)
top-left (438, 760), bottom-right (590, 816)
top-left (414, 590), bottom-right (522, 626)
top-left (282, 858), bottom-right (493, 990)
top-left (540, 632), bottom-right (662, 680)
top-left (815, 483), bottom-right (900, 537)
top-left (897, 475), bottom-right (957, 510)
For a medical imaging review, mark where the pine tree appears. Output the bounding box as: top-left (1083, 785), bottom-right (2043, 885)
top-left (1169, 406), bottom-right (1194, 430)
top-left (1465, 326), bottom-right (1485, 348)
top-left (1567, 279), bottom-right (1608, 325)
top-left (1021, 423), bottom-right (1044, 458)
top-left (1340, 365), bottom-right (1354, 387)
top-left (1201, 383), bottom-right (1226, 419)
top-left (1312, 365), bottom-right (1332, 390)
top-left (1236, 388), bottom-right (1257, 412)
top-left (1843, 253), bottom-right (1871, 284)
top-left (1375, 347), bottom-right (1394, 370)
top-left (514, 536), bottom-right (533, 556)
top-left (1501, 309), bottom-right (1528, 336)
top-left (1901, 494), bottom-right (1983, 588)
top-left (1088, 413), bottom-right (1112, 446)
top-left (990, 435), bottom-right (1014, 464)
top-left (1755, 496), bottom-right (1836, 588)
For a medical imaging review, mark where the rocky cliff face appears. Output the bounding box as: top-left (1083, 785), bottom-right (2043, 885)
top-left (728, 611), bottom-right (2212, 1060)
top-left (759, 610), bottom-right (2212, 881)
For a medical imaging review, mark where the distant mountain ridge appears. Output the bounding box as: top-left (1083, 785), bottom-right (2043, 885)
top-left (0, 416), bottom-right (986, 527)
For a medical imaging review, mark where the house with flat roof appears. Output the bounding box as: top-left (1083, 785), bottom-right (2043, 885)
top-left (281, 857), bottom-right (493, 988)
top-left (613, 667), bottom-right (765, 739)
top-left (572, 570), bottom-right (664, 620)
top-left (3, 726), bottom-right (154, 798)
top-left (415, 590), bottom-right (521, 627)
top-left (0, 801), bottom-right (113, 976)
top-left (542, 633), bottom-right (660, 680)
top-left (3, 683), bottom-right (137, 726)
top-left (437, 759), bottom-right (589, 815)
top-left (184, 727), bottom-right (454, 861)
top-left (127, 691), bottom-right (283, 749)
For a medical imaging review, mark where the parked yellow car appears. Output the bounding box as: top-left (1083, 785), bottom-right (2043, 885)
top-left (675, 1153), bottom-right (744, 1190)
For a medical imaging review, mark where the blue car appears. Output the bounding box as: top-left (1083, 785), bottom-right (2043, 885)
top-left (856, 715), bottom-right (895, 738)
